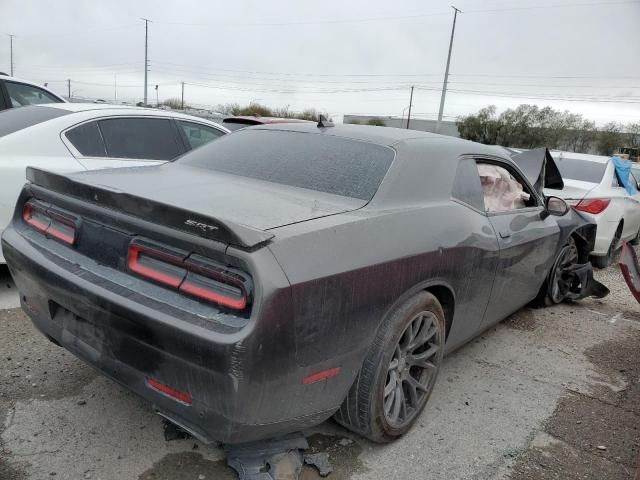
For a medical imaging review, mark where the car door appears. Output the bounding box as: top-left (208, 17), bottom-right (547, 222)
top-left (478, 158), bottom-right (561, 325)
top-left (62, 116), bottom-right (187, 170)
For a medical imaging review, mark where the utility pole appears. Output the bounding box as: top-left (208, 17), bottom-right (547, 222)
top-left (181, 81), bottom-right (185, 109)
top-left (155, 84), bottom-right (159, 107)
top-left (436, 6), bottom-right (461, 134)
top-left (9, 35), bottom-right (14, 76)
top-left (406, 86), bottom-right (414, 129)
top-left (67, 79), bottom-right (71, 98)
top-left (141, 18), bottom-right (151, 106)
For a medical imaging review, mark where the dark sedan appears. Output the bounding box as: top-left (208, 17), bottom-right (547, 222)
top-left (1, 123), bottom-right (606, 445)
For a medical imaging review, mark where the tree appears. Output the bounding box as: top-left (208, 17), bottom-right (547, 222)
top-left (366, 117), bottom-right (386, 126)
top-left (576, 120), bottom-right (597, 153)
top-left (456, 105), bottom-right (502, 144)
top-left (627, 122), bottom-right (640, 148)
top-left (458, 104), bottom-right (600, 154)
top-left (597, 122), bottom-right (624, 156)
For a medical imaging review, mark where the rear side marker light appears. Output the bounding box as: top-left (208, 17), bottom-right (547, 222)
top-left (127, 241), bottom-right (251, 311)
top-left (146, 378), bottom-right (193, 406)
top-left (303, 367), bottom-right (341, 385)
top-left (23, 201), bottom-right (77, 245)
top-left (574, 198), bottom-right (611, 215)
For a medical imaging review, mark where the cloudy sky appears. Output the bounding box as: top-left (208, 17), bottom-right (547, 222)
top-left (1, 0), bottom-right (639, 124)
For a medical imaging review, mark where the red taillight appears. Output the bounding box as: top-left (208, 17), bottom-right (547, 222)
top-left (23, 201), bottom-right (77, 245)
top-left (127, 241), bottom-right (250, 311)
top-left (127, 244), bottom-right (186, 288)
top-left (146, 378), bottom-right (193, 405)
top-left (574, 198), bottom-right (611, 215)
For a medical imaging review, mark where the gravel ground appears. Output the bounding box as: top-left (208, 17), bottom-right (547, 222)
top-left (0, 259), bottom-right (639, 480)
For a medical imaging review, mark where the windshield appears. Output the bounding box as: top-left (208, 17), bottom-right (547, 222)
top-left (180, 129), bottom-right (395, 201)
top-left (554, 157), bottom-right (607, 184)
top-left (0, 105), bottom-right (69, 138)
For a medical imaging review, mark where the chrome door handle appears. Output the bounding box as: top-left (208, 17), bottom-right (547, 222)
top-left (499, 231), bottom-right (511, 239)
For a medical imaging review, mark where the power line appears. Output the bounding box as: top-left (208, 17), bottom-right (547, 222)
top-left (150, 0), bottom-right (638, 28)
top-left (16, 62), bottom-right (139, 72)
top-left (420, 86), bottom-right (640, 104)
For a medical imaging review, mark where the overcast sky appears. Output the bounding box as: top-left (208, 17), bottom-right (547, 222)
top-left (1, 0), bottom-right (639, 124)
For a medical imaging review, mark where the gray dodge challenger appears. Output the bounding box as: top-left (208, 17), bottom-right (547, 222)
top-left (1, 122), bottom-right (607, 444)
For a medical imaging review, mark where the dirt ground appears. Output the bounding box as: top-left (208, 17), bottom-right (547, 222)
top-left (1, 259), bottom-right (639, 480)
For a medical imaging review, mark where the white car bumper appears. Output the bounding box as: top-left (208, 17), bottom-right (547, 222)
top-left (578, 212), bottom-right (619, 256)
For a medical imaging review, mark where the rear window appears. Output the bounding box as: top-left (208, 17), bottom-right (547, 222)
top-left (0, 105), bottom-right (69, 138)
top-left (181, 129), bottom-right (394, 200)
top-left (555, 157), bottom-right (607, 183)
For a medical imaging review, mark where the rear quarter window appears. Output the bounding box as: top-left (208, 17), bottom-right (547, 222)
top-left (65, 121), bottom-right (107, 157)
top-left (180, 129), bottom-right (394, 200)
top-left (555, 157), bottom-right (607, 183)
top-left (451, 158), bottom-right (485, 211)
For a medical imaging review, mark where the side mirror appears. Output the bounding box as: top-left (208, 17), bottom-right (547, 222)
top-left (545, 196), bottom-right (570, 217)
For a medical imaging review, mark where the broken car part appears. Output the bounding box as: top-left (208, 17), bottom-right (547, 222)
top-left (619, 241), bottom-right (640, 303)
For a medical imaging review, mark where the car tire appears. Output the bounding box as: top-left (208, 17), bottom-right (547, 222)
top-left (592, 224), bottom-right (623, 269)
top-left (630, 227), bottom-right (640, 246)
top-left (334, 291), bottom-right (445, 443)
top-left (538, 237), bottom-right (579, 306)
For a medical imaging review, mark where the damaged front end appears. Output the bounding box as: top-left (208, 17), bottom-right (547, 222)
top-left (549, 262), bottom-right (609, 302)
top-left (543, 218), bottom-right (609, 305)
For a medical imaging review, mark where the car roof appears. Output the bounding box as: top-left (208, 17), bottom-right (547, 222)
top-left (0, 75), bottom-right (66, 102)
top-left (39, 102), bottom-right (148, 113)
top-left (29, 103), bottom-right (229, 129)
top-left (251, 122), bottom-right (478, 148)
top-left (550, 150), bottom-right (610, 164)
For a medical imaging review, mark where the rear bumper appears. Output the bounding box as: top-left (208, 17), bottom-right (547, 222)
top-left (1, 228), bottom-right (352, 444)
top-left (575, 211), bottom-right (618, 256)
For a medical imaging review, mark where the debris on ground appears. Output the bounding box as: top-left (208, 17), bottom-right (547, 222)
top-left (224, 432), bottom-right (310, 480)
top-left (304, 452), bottom-right (333, 477)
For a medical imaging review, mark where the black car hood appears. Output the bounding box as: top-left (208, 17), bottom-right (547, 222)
top-left (511, 147), bottom-right (564, 193)
top-left (62, 164), bottom-right (367, 232)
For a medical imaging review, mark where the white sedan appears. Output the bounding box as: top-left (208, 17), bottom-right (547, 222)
top-left (546, 151), bottom-right (640, 268)
top-left (0, 103), bottom-right (229, 263)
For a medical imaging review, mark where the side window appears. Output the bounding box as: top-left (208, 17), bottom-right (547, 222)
top-left (476, 161), bottom-right (537, 212)
top-left (65, 121), bottom-right (107, 157)
top-left (6, 81), bottom-right (60, 107)
top-left (99, 117), bottom-right (183, 160)
top-left (178, 121), bottom-right (225, 150)
top-left (451, 158), bottom-right (485, 211)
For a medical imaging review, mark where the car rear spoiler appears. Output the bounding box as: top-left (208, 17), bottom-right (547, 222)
top-left (26, 167), bottom-right (275, 249)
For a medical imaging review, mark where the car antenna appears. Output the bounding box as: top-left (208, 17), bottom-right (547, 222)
top-left (317, 115), bottom-right (334, 128)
